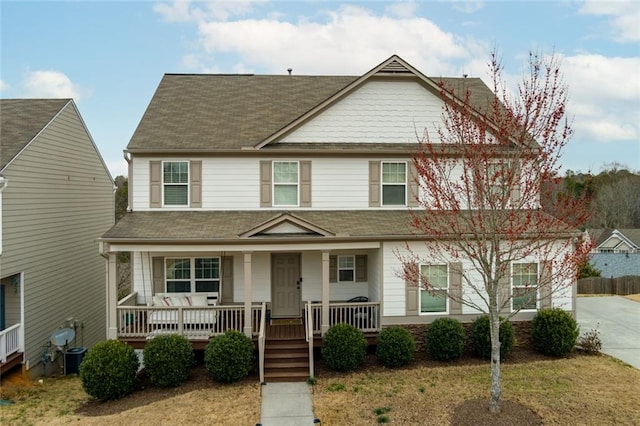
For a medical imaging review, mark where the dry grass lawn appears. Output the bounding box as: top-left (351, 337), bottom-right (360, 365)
top-left (313, 354), bottom-right (640, 425)
top-left (1, 353), bottom-right (639, 425)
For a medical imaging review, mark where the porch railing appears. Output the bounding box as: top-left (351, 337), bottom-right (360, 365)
top-left (1, 323), bottom-right (21, 363)
top-left (305, 301), bottom-right (315, 379)
top-left (116, 304), bottom-right (263, 339)
top-left (306, 301), bottom-right (381, 335)
top-left (257, 303), bottom-right (267, 383)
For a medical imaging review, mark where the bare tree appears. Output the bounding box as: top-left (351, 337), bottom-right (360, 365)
top-left (404, 51), bottom-right (591, 413)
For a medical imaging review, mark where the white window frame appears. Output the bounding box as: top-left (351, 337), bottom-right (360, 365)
top-left (273, 161), bottom-right (299, 207)
top-left (419, 264), bottom-right (448, 314)
top-left (162, 161), bottom-right (189, 207)
top-left (337, 255), bottom-right (356, 283)
top-left (165, 257), bottom-right (220, 293)
top-left (381, 161), bottom-right (407, 206)
top-left (511, 262), bottom-right (538, 312)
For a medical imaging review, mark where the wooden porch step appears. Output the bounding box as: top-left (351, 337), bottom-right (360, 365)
top-left (264, 337), bottom-right (309, 382)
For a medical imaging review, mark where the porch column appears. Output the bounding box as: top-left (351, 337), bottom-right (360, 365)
top-left (243, 252), bottom-right (253, 338)
top-left (321, 250), bottom-right (330, 335)
top-left (106, 252), bottom-right (118, 339)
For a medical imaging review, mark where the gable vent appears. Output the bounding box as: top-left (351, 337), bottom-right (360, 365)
top-left (378, 60), bottom-right (412, 74)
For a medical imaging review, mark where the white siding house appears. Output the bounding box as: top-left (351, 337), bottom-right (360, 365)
top-left (101, 55), bottom-right (579, 382)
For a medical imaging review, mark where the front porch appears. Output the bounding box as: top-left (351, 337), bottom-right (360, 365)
top-left (0, 323), bottom-right (23, 376)
top-left (116, 295), bottom-right (380, 381)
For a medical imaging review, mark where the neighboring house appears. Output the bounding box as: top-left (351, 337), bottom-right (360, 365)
top-left (101, 55), bottom-right (576, 382)
top-left (588, 229), bottom-right (640, 277)
top-left (0, 99), bottom-right (114, 378)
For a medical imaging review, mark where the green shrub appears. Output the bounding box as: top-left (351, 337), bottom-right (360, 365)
top-left (425, 318), bottom-right (465, 361)
top-left (531, 308), bottom-right (579, 357)
top-left (471, 315), bottom-right (515, 360)
top-left (79, 340), bottom-right (139, 401)
top-left (376, 326), bottom-right (415, 368)
top-left (321, 323), bottom-right (367, 371)
top-left (143, 334), bottom-right (195, 387)
top-left (205, 330), bottom-right (254, 383)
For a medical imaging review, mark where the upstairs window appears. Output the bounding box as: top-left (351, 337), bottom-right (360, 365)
top-left (420, 264), bottom-right (448, 313)
top-left (163, 161), bottom-right (189, 206)
top-left (273, 161), bottom-right (299, 206)
top-left (382, 162), bottom-right (406, 206)
top-left (166, 257), bottom-right (220, 293)
top-left (512, 263), bottom-right (538, 311)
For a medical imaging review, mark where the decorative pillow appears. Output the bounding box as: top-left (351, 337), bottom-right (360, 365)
top-left (161, 297), bottom-right (174, 307)
top-left (180, 296), bottom-right (192, 306)
top-left (190, 294), bottom-right (208, 307)
top-left (170, 296), bottom-right (184, 306)
top-left (152, 295), bottom-right (165, 307)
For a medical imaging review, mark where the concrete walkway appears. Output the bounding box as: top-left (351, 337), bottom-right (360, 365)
top-left (576, 296), bottom-right (640, 369)
top-left (258, 382), bottom-right (317, 426)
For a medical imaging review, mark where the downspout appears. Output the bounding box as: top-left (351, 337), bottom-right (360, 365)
top-left (0, 175), bottom-right (8, 256)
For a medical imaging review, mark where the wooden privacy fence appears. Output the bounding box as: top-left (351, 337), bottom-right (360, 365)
top-left (578, 276), bottom-right (640, 295)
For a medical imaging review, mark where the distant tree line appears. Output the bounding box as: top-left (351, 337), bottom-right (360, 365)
top-left (543, 163), bottom-right (640, 229)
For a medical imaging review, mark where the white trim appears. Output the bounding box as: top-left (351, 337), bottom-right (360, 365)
top-left (107, 241), bottom-right (381, 253)
top-left (272, 160), bottom-right (299, 207)
top-left (419, 263), bottom-right (449, 315)
top-left (165, 256), bottom-right (220, 293)
top-left (511, 262), bottom-right (539, 312)
top-left (162, 160), bottom-right (190, 207)
top-left (381, 161), bottom-right (407, 207)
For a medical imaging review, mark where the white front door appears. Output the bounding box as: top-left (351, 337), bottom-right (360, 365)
top-left (271, 253), bottom-right (301, 318)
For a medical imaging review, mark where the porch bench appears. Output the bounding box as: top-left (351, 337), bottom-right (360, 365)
top-left (147, 292), bottom-right (218, 327)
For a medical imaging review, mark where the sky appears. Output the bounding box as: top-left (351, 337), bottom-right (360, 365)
top-left (1, 0), bottom-right (639, 178)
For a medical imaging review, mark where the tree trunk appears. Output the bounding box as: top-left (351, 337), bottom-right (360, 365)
top-left (489, 309), bottom-right (502, 413)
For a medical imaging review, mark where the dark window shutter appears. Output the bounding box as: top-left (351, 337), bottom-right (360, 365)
top-left (448, 262), bottom-right (462, 315)
top-left (540, 260), bottom-right (552, 309)
top-left (150, 161), bottom-right (162, 208)
top-left (329, 256), bottom-right (337, 283)
top-left (405, 262), bottom-right (419, 316)
top-left (408, 161), bottom-right (419, 207)
top-left (300, 160), bottom-right (312, 207)
top-left (355, 255), bottom-right (367, 282)
top-left (369, 161), bottom-right (381, 207)
top-left (260, 161), bottom-right (272, 207)
top-left (152, 257), bottom-right (164, 294)
top-left (221, 256), bottom-right (234, 304)
top-left (190, 160), bottom-right (202, 208)
top-left (499, 263), bottom-right (511, 314)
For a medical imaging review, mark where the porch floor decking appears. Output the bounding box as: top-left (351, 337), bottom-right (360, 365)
top-left (266, 321), bottom-right (305, 340)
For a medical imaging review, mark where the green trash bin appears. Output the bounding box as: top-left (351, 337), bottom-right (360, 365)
top-left (65, 347), bottom-right (87, 375)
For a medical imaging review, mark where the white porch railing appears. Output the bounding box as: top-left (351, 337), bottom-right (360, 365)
top-left (257, 302), bottom-right (267, 383)
top-left (305, 301), bottom-right (381, 336)
top-left (305, 301), bottom-right (315, 379)
top-left (116, 304), bottom-right (263, 339)
top-left (1, 323), bottom-right (22, 363)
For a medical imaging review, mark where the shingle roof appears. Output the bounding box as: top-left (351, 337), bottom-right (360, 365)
top-left (127, 75), bottom-right (358, 151)
top-left (0, 99), bottom-right (70, 170)
top-left (101, 210), bottom-right (575, 243)
top-left (126, 71), bottom-right (498, 152)
top-left (588, 228), bottom-right (640, 248)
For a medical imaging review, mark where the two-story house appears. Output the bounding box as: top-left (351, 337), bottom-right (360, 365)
top-left (0, 99), bottom-right (114, 378)
top-left (101, 55), bottom-right (576, 382)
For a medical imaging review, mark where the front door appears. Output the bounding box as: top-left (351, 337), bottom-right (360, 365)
top-left (271, 253), bottom-right (301, 318)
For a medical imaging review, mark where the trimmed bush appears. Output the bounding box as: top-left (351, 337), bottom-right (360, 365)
top-left (143, 334), bottom-right (195, 387)
top-left (321, 323), bottom-right (367, 371)
top-left (471, 315), bottom-right (515, 360)
top-left (531, 308), bottom-right (579, 357)
top-left (205, 330), bottom-right (254, 383)
top-left (376, 326), bottom-right (415, 368)
top-left (425, 318), bottom-right (465, 361)
top-left (79, 340), bottom-right (139, 401)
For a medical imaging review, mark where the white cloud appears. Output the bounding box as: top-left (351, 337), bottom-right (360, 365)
top-left (154, 0), bottom-right (264, 23)
top-left (192, 5), bottom-right (479, 75)
top-left (22, 70), bottom-right (86, 100)
top-left (562, 54), bottom-right (640, 142)
top-left (579, 0), bottom-right (640, 42)
top-left (385, 1), bottom-right (418, 18)
top-left (451, 1), bottom-right (485, 14)
top-left (0, 80), bottom-right (8, 92)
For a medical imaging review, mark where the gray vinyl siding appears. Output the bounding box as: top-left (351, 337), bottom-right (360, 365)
top-left (0, 102), bottom-right (113, 374)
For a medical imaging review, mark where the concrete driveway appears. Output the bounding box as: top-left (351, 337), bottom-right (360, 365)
top-left (576, 296), bottom-right (640, 369)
